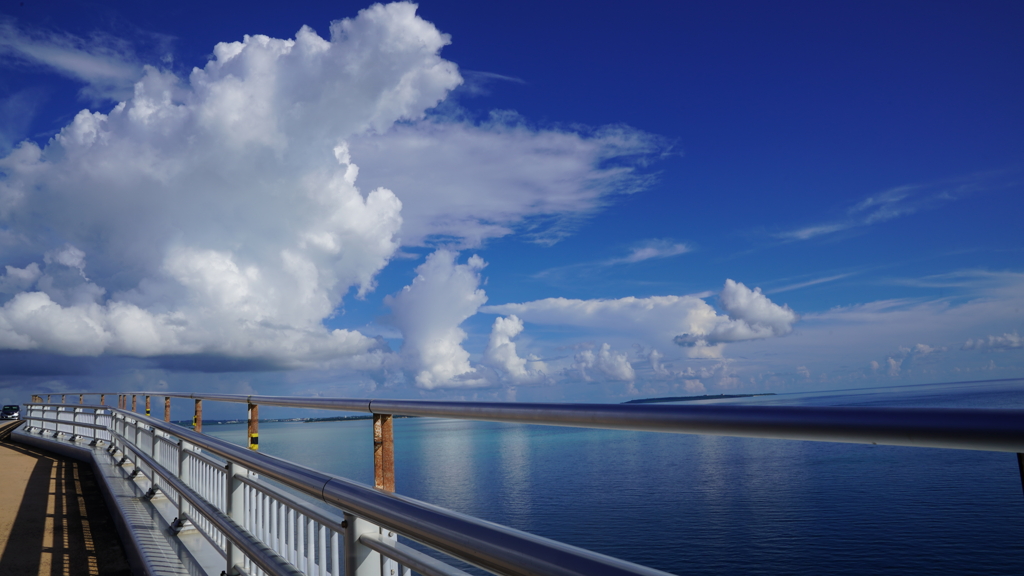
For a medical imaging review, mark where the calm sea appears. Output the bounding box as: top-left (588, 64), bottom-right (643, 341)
top-left (205, 379), bottom-right (1024, 575)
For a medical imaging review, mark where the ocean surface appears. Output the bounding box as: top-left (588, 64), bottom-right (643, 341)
top-left (205, 379), bottom-right (1024, 575)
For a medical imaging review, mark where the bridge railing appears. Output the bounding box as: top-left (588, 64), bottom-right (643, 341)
top-left (21, 400), bottom-right (674, 576)
top-left (22, 392), bottom-right (1024, 576)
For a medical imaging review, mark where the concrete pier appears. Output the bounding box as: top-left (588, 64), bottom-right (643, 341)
top-left (0, 421), bottom-right (131, 576)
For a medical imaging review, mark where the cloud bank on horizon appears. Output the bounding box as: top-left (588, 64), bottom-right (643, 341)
top-left (0, 1), bottom-right (1021, 403)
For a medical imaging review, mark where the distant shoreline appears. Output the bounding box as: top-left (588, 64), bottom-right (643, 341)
top-left (623, 393), bottom-right (776, 405)
top-left (174, 414), bottom-right (414, 426)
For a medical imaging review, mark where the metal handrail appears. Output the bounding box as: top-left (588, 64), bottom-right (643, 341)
top-left (112, 429), bottom-right (303, 576)
top-left (73, 392), bottom-right (1024, 453)
top-left (357, 533), bottom-right (472, 576)
top-left (108, 408), bottom-right (673, 576)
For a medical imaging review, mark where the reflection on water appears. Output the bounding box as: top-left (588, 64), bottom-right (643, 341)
top-left (410, 419), bottom-right (482, 514)
top-left (496, 424), bottom-right (532, 526)
top-left (205, 379), bottom-right (1024, 575)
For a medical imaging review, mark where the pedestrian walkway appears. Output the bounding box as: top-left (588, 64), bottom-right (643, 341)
top-left (0, 421), bottom-right (132, 576)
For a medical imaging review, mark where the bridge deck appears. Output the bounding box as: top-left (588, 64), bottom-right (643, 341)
top-left (0, 421), bottom-right (132, 576)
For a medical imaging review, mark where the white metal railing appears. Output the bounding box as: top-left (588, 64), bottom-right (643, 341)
top-left (23, 402), bottom-right (648, 576)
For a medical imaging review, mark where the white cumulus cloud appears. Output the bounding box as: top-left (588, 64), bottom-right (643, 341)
top-left (0, 3), bottom-right (456, 367)
top-left (571, 343), bottom-right (635, 382)
top-left (483, 315), bottom-right (546, 384)
top-left (386, 249), bottom-right (488, 389)
top-left (0, 3), bottom-right (667, 377)
top-left (962, 332), bottom-right (1023, 351)
top-left (484, 279), bottom-right (798, 359)
top-left (675, 280), bottom-right (798, 347)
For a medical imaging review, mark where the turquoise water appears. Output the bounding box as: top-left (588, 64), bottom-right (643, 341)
top-left (205, 379), bottom-right (1024, 575)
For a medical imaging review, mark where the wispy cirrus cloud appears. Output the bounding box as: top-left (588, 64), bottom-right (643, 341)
top-left (532, 239), bottom-right (691, 284)
top-left (768, 273), bottom-right (855, 294)
top-left (775, 172), bottom-right (1011, 241)
top-left (0, 17), bottom-right (168, 102)
top-left (604, 239), bottom-right (691, 265)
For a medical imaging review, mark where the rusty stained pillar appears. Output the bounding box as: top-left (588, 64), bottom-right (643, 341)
top-left (145, 395), bottom-right (151, 416)
top-left (61, 394), bottom-right (65, 404)
top-left (193, 399), bottom-right (202, 432)
top-left (120, 395), bottom-right (126, 410)
top-left (164, 397), bottom-right (171, 422)
top-left (79, 394), bottom-right (83, 404)
top-left (46, 394), bottom-right (51, 403)
top-left (373, 413), bottom-right (395, 492)
top-left (131, 395), bottom-right (137, 412)
top-left (100, 394), bottom-right (105, 405)
top-left (247, 403), bottom-right (259, 450)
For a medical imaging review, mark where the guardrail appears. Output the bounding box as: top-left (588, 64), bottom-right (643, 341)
top-left (21, 392), bottom-right (1024, 576)
top-left (23, 401), bottom-right (673, 576)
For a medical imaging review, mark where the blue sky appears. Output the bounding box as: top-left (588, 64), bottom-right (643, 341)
top-left (0, 0), bottom-right (1021, 416)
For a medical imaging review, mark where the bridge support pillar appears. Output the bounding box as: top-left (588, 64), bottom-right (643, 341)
top-left (373, 414), bottom-right (394, 492)
top-left (132, 394), bottom-right (137, 412)
top-left (193, 400), bottom-right (202, 432)
top-left (248, 403), bottom-right (258, 450)
top-left (145, 395), bottom-right (151, 416)
top-left (164, 397), bottom-right (171, 422)
top-left (373, 413), bottom-right (398, 576)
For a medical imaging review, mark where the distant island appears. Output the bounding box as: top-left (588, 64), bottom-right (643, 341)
top-left (623, 393), bottom-right (776, 404)
top-left (172, 414), bottom-right (412, 426)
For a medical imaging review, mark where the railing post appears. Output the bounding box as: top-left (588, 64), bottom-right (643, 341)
top-left (177, 439), bottom-right (189, 518)
top-left (145, 395), bottom-right (151, 416)
top-left (79, 394), bottom-right (83, 404)
top-left (100, 394), bottom-right (105, 405)
top-left (61, 394), bottom-right (65, 404)
top-left (132, 394), bottom-right (137, 412)
top-left (133, 414), bottom-right (141, 449)
top-left (373, 413), bottom-right (398, 576)
top-left (194, 400), bottom-right (202, 432)
top-left (373, 414), bottom-right (395, 492)
top-left (344, 513), bottom-right (383, 576)
top-left (164, 397), bottom-right (171, 422)
top-left (248, 403), bottom-right (259, 450)
top-left (47, 394), bottom-right (51, 403)
top-left (225, 460), bottom-right (248, 574)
